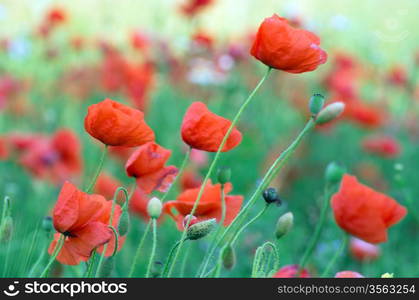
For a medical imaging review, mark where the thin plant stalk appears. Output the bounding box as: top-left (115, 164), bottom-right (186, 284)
top-left (321, 234), bottom-right (349, 277)
top-left (85, 145), bottom-right (108, 193)
top-left (128, 220), bottom-right (152, 278)
top-left (145, 219), bottom-right (158, 278)
top-left (40, 234), bottom-right (65, 278)
top-left (166, 67), bottom-right (272, 277)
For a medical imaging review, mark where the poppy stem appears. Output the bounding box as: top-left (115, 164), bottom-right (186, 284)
top-left (168, 66), bottom-right (272, 277)
top-left (95, 187), bottom-right (127, 277)
top-left (145, 218), bottom-right (158, 278)
top-left (321, 234), bottom-right (349, 277)
top-left (39, 234), bottom-right (65, 278)
top-left (298, 184), bottom-right (332, 272)
top-left (200, 117), bottom-right (316, 276)
top-left (160, 147), bottom-right (191, 202)
top-left (128, 219), bottom-right (152, 278)
top-left (85, 145), bottom-right (108, 193)
top-left (161, 240), bottom-right (183, 277)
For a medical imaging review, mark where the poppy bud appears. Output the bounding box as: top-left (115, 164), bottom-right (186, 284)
top-left (183, 214), bottom-right (198, 229)
top-left (275, 212), bottom-right (293, 239)
top-left (118, 208), bottom-right (130, 236)
top-left (0, 216), bottom-right (13, 243)
top-left (186, 218), bottom-right (216, 240)
top-left (262, 187), bottom-right (282, 205)
top-left (217, 167), bottom-right (231, 185)
top-left (315, 102), bottom-right (345, 125)
top-left (147, 197), bottom-right (162, 219)
top-left (309, 94), bottom-right (325, 116)
top-left (381, 273), bottom-right (394, 278)
top-left (325, 162), bottom-right (345, 184)
top-left (97, 256), bottom-right (115, 278)
top-left (221, 245), bottom-right (236, 270)
top-left (42, 216), bottom-right (54, 234)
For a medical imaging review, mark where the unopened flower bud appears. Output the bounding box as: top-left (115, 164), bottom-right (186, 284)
top-left (275, 212), bottom-right (293, 239)
top-left (315, 102), bottom-right (345, 125)
top-left (222, 245), bottom-right (236, 270)
top-left (325, 162), bottom-right (345, 184)
top-left (147, 197), bottom-right (162, 219)
top-left (0, 216), bottom-right (13, 243)
top-left (42, 216), bottom-right (54, 233)
top-left (183, 214), bottom-right (198, 229)
top-left (381, 273), bottom-right (394, 278)
top-left (262, 187), bottom-right (282, 206)
top-left (97, 256), bottom-right (115, 278)
top-left (217, 167), bottom-right (231, 185)
top-left (309, 94), bottom-right (325, 116)
top-left (118, 208), bottom-right (130, 236)
top-left (186, 218), bottom-right (216, 240)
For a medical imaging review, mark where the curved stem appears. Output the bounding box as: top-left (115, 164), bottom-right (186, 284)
top-left (298, 185), bottom-right (331, 272)
top-left (161, 240), bottom-right (182, 277)
top-left (85, 251), bottom-right (97, 278)
top-left (168, 67), bottom-right (272, 277)
top-left (160, 148), bottom-right (191, 202)
top-left (321, 234), bottom-right (349, 277)
top-left (85, 145), bottom-right (108, 193)
top-left (179, 242), bottom-right (192, 277)
top-left (128, 219), bottom-right (152, 278)
top-left (40, 234), bottom-right (65, 278)
top-left (145, 219), bottom-right (158, 278)
top-left (231, 204), bottom-right (269, 246)
top-left (200, 118), bottom-right (315, 276)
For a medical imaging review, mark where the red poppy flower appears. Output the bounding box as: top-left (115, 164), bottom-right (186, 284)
top-left (387, 65), bottom-right (408, 87)
top-left (180, 169), bottom-right (202, 191)
top-left (335, 271), bottom-right (364, 278)
top-left (84, 98), bottom-right (155, 147)
top-left (49, 182), bottom-right (116, 265)
top-left (125, 142), bottom-right (178, 194)
top-left (250, 14), bottom-right (327, 73)
top-left (46, 7), bottom-right (67, 25)
top-left (0, 136), bottom-right (8, 160)
top-left (163, 180), bottom-right (243, 230)
top-left (362, 135), bottom-right (401, 158)
top-left (180, 0), bottom-right (213, 17)
top-left (349, 237), bottom-right (380, 261)
top-left (181, 102), bottom-right (242, 152)
top-left (94, 172), bottom-right (129, 205)
top-left (272, 265), bottom-right (310, 278)
top-left (344, 100), bottom-right (386, 129)
top-left (129, 188), bottom-right (150, 221)
top-left (331, 174), bottom-right (407, 244)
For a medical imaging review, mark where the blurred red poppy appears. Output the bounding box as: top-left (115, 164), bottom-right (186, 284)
top-left (250, 14), bottom-right (327, 73)
top-left (362, 135), bottom-right (401, 158)
top-left (163, 180), bottom-right (243, 230)
top-left (180, 0), bottom-right (213, 17)
top-left (273, 265), bottom-right (310, 278)
top-left (387, 65), bottom-right (408, 87)
top-left (0, 136), bottom-right (8, 160)
top-left (129, 188), bottom-right (150, 221)
top-left (331, 174), bottom-right (407, 243)
top-left (49, 182), bottom-right (114, 265)
top-left (125, 142), bottom-right (178, 194)
top-left (349, 237), bottom-right (380, 261)
top-left (84, 98), bottom-right (155, 147)
top-left (181, 102), bottom-right (242, 152)
top-left (335, 271), bottom-right (364, 278)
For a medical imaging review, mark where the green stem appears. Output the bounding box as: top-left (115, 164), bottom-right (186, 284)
top-left (321, 234), bottom-right (349, 277)
top-left (145, 219), bottom-right (158, 278)
top-left (128, 220), bottom-right (152, 277)
top-left (160, 147), bottom-right (191, 202)
top-left (200, 118), bottom-right (315, 276)
top-left (161, 240), bottom-right (182, 277)
top-left (231, 204), bottom-right (269, 246)
top-left (95, 187), bottom-right (127, 277)
top-left (168, 67), bottom-right (272, 277)
top-left (85, 145), bottom-right (108, 193)
top-left (179, 242), bottom-right (192, 277)
top-left (298, 185), bottom-right (331, 271)
top-left (40, 234), bottom-right (65, 278)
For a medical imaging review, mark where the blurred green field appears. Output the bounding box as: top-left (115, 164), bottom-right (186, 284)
top-left (0, 0), bottom-right (418, 278)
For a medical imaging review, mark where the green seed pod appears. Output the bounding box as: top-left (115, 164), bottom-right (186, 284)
top-left (315, 102), bottom-right (345, 125)
top-left (118, 208), bottom-right (130, 236)
top-left (325, 162), bottom-right (345, 184)
top-left (381, 273), bottom-right (394, 278)
top-left (275, 212), bottom-right (293, 239)
top-left (147, 197), bottom-right (162, 219)
top-left (0, 216), bottom-right (13, 243)
top-left (309, 94), bottom-right (325, 116)
top-left (186, 218), bottom-right (216, 240)
top-left (222, 245), bottom-right (236, 270)
top-left (217, 167), bottom-right (231, 185)
top-left (42, 216), bottom-right (54, 234)
top-left (97, 256), bottom-right (115, 278)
